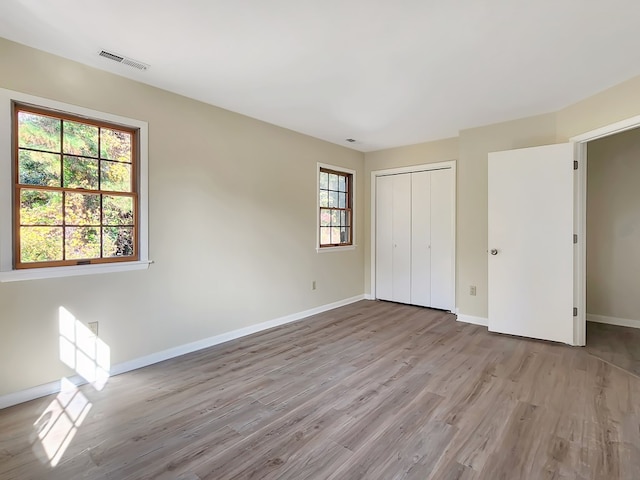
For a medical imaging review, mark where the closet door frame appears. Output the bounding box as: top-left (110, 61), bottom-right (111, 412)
top-left (370, 160), bottom-right (456, 310)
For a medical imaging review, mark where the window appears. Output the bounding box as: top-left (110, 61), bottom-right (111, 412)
top-left (0, 88), bottom-right (149, 281)
top-left (13, 104), bottom-right (138, 268)
top-left (318, 165), bottom-right (354, 248)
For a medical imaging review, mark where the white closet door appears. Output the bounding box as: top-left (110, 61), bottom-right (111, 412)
top-left (375, 175), bottom-right (394, 301)
top-left (430, 168), bottom-right (454, 310)
top-left (392, 174), bottom-right (412, 303)
top-left (411, 171), bottom-right (431, 307)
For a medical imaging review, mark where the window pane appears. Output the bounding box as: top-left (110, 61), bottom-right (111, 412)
top-left (63, 156), bottom-right (99, 189)
top-left (65, 227), bottom-right (101, 259)
top-left (338, 192), bottom-right (346, 208)
top-left (65, 193), bottom-right (101, 225)
top-left (330, 227), bottom-right (341, 244)
top-left (319, 190), bottom-right (329, 208)
top-left (331, 209), bottom-right (340, 226)
top-left (329, 191), bottom-right (338, 208)
top-left (100, 128), bottom-right (131, 162)
top-left (101, 161), bottom-right (132, 192)
top-left (329, 174), bottom-right (338, 191)
top-left (103, 195), bottom-right (134, 226)
top-left (320, 209), bottom-right (331, 227)
top-left (20, 189), bottom-right (62, 225)
top-left (320, 227), bottom-right (331, 245)
top-left (18, 112), bottom-right (61, 153)
top-left (63, 121), bottom-right (98, 157)
top-left (338, 175), bottom-right (346, 192)
top-left (341, 227), bottom-right (350, 244)
top-left (319, 172), bottom-right (328, 190)
top-left (103, 227), bottom-right (134, 257)
top-left (18, 150), bottom-right (61, 186)
top-left (20, 226), bottom-right (63, 262)
top-left (340, 210), bottom-right (347, 227)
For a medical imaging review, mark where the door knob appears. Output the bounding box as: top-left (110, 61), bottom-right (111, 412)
top-left (490, 249), bottom-right (498, 255)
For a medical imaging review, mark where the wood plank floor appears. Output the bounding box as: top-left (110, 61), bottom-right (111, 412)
top-left (586, 321), bottom-right (640, 378)
top-left (1, 300), bottom-right (639, 479)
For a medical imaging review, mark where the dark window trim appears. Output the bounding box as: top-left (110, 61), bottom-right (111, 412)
top-left (319, 166), bottom-right (353, 248)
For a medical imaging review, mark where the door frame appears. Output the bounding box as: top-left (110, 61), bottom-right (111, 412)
top-left (572, 114), bottom-right (640, 345)
top-left (370, 160), bottom-right (457, 307)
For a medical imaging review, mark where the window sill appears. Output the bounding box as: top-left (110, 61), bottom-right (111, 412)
top-left (316, 245), bottom-right (357, 253)
top-left (0, 260), bottom-right (152, 283)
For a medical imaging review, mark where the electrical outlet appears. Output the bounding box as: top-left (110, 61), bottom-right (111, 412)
top-left (88, 321), bottom-right (99, 336)
top-left (312, 280), bottom-right (317, 290)
top-left (469, 285), bottom-right (476, 296)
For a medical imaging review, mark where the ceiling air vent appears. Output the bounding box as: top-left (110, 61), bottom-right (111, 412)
top-left (98, 50), bottom-right (149, 71)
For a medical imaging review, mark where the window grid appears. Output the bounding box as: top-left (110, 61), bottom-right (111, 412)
top-left (13, 104), bottom-right (138, 269)
top-left (319, 167), bottom-right (353, 247)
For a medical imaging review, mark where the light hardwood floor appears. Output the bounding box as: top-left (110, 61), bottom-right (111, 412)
top-left (1, 300), bottom-right (639, 479)
top-left (586, 321), bottom-right (640, 378)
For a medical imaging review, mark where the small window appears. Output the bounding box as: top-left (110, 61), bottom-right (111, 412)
top-left (318, 166), bottom-right (353, 248)
top-left (13, 104), bottom-right (138, 269)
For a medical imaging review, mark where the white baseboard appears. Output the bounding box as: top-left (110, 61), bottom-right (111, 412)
top-left (456, 312), bottom-right (488, 327)
top-left (0, 374), bottom-right (90, 411)
top-left (364, 293), bottom-right (374, 300)
top-left (587, 313), bottom-right (640, 329)
top-left (0, 294), bottom-right (366, 410)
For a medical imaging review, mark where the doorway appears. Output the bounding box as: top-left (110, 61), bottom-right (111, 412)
top-left (487, 115), bottom-right (640, 347)
top-left (573, 115), bottom-right (640, 350)
top-left (578, 126), bottom-right (640, 374)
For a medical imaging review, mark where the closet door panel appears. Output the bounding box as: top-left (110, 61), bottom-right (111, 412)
top-left (392, 174), bottom-right (412, 304)
top-left (375, 175), bottom-right (394, 301)
top-left (430, 168), bottom-right (454, 310)
top-left (411, 171), bottom-right (431, 307)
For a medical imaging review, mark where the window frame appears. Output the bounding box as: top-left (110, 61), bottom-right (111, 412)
top-left (317, 163), bottom-right (356, 252)
top-left (0, 88), bottom-right (150, 282)
top-left (13, 103), bottom-right (139, 269)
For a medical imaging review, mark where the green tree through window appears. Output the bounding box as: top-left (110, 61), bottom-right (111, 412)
top-left (14, 105), bottom-right (138, 268)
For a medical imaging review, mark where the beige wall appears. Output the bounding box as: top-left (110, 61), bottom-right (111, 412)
top-left (587, 128), bottom-right (640, 321)
top-left (557, 75), bottom-right (640, 141)
top-left (0, 38), bottom-right (365, 397)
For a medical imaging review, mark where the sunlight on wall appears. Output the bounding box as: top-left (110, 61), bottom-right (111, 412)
top-left (32, 378), bottom-right (92, 467)
top-left (58, 307), bottom-right (111, 391)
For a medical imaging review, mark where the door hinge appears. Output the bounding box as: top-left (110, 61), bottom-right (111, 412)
top-left (573, 307), bottom-right (578, 317)
top-left (573, 234), bottom-right (578, 244)
top-left (573, 160), bottom-right (578, 170)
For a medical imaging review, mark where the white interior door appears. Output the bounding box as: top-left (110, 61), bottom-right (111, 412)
top-left (375, 175), bottom-right (393, 301)
top-left (376, 174), bottom-right (411, 304)
top-left (488, 143), bottom-right (574, 344)
top-left (392, 174), bottom-right (412, 304)
top-left (430, 168), bottom-right (454, 311)
top-left (411, 171), bottom-right (431, 307)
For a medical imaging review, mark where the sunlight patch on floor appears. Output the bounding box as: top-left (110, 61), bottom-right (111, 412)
top-left (32, 378), bottom-right (92, 467)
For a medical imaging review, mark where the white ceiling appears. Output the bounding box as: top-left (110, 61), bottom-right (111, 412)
top-left (1, 1), bottom-right (640, 152)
